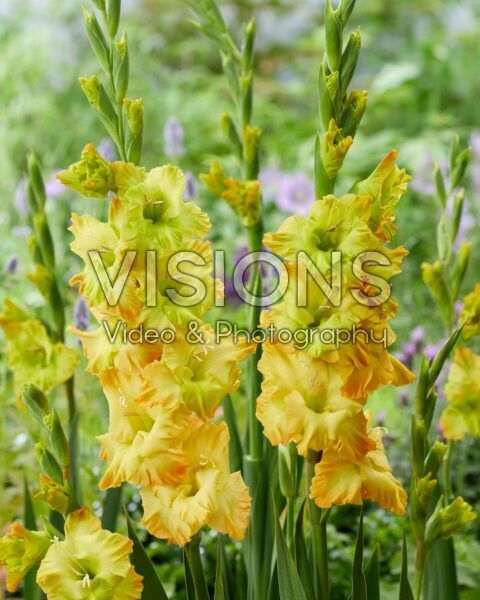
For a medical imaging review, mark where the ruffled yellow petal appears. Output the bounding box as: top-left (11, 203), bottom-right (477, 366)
top-left (37, 507), bottom-right (142, 599)
top-left (310, 427), bottom-right (407, 515)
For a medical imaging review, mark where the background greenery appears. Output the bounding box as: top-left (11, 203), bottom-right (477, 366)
top-left (1, 0), bottom-right (480, 598)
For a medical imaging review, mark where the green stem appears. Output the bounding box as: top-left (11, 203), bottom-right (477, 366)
top-left (65, 376), bottom-right (81, 502)
top-left (306, 450), bottom-right (330, 600)
top-left (415, 540), bottom-right (426, 600)
top-left (185, 533), bottom-right (210, 600)
top-left (444, 441), bottom-right (453, 504)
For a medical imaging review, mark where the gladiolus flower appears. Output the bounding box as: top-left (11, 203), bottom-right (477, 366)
top-left (310, 425), bottom-right (407, 515)
top-left (0, 523), bottom-right (51, 592)
top-left (36, 507), bottom-right (143, 599)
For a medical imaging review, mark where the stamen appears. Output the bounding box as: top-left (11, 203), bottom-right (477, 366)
top-left (82, 574), bottom-right (91, 589)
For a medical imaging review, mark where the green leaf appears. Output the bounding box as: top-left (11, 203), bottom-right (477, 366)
top-left (294, 501), bottom-right (316, 600)
top-left (364, 543), bottom-right (380, 600)
top-left (184, 550), bottom-right (196, 600)
top-left (399, 531), bottom-right (414, 600)
top-left (351, 508), bottom-right (367, 600)
top-left (429, 325), bottom-right (464, 387)
top-left (101, 486), bottom-right (122, 532)
top-left (125, 511), bottom-right (168, 600)
top-left (423, 538), bottom-right (459, 600)
top-left (24, 476), bottom-right (38, 600)
top-left (273, 495), bottom-right (307, 600)
top-left (214, 536), bottom-right (226, 600)
top-left (223, 395), bottom-right (243, 473)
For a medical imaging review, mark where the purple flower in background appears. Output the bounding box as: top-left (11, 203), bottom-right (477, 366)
top-left (276, 172), bottom-right (315, 216)
top-left (410, 325), bottom-right (425, 350)
top-left (15, 178), bottom-right (28, 216)
top-left (73, 296), bottom-right (89, 331)
top-left (376, 411), bottom-right (387, 426)
top-left (164, 117), bottom-right (185, 158)
top-left (184, 172), bottom-right (197, 200)
top-left (98, 138), bottom-right (116, 162)
top-left (3, 255), bottom-right (19, 275)
top-left (259, 167), bottom-right (282, 201)
top-left (45, 170), bottom-right (64, 198)
top-left (398, 391), bottom-right (409, 407)
top-left (424, 337), bottom-right (447, 362)
top-left (12, 225), bottom-right (32, 238)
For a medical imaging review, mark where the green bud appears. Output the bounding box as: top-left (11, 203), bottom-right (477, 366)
top-left (449, 134), bottom-right (460, 171)
top-left (220, 113), bottom-right (243, 160)
top-left (411, 416), bottom-right (426, 477)
top-left (424, 440), bottom-right (448, 476)
top-left (221, 52), bottom-right (240, 100)
top-left (242, 17), bottom-right (255, 71)
top-left (243, 125), bottom-right (261, 180)
top-left (451, 241), bottom-right (471, 301)
top-left (433, 162), bottom-right (447, 208)
top-left (35, 443), bottom-right (64, 485)
top-left (27, 263), bottom-right (53, 299)
top-left (44, 410), bottom-right (70, 468)
top-left (27, 234), bottom-right (44, 265)
top-left (339, 31), bottom-right (361, 98)
top-left (35, 473), bottom-right (69, 514)
top-left (278, 446), bottom-right (294, 499)
top-left (416, 472), bottom-right (437, 510)
top-left (82, 7), bottom-right (110, 72)
top-left (325, 0), bottom-right (343, 73)
top-left (107, 0), bottom-right (121, 38)
top-left (426, 496), bottom-right (476, 545)
top-left (319, 66), bottom-right (336, 131)
top-left (450, 147), bottom-right (471, 190)
top-left (114, 32), bottom-right (129, 103)
top-left (409, 481), bottom-right (425, 540)
top-left (27, 153), bottom-right (47, 210)
top-left (429, 325), bottom-right (463, 386)
top-left (451, 189), bottom-right (464, 243)
top-left (240, 72), bottom-right (253, 126)
top-left (56, 143), bottom-right (116, 199)
top-left (33, 213), bottom-right (55, 269)
top-left (341, 0), bottom-right (357, 26)
top-left (415, 353), bottom-right (433, 422)
top-left (124, 97), bottom-right (144, 136)
top-left (436, 215), bottom-right (451, 263)
top-left (22, 384), bottom-right (50, 425)
top-left (79, 76), bottom-right (118, 136)
top-left (421, 260), bottom-right (452, 328)
top-left (344, 89), bottom-right (368, 135)
top-left (25, 180), bottom-right (39, 214)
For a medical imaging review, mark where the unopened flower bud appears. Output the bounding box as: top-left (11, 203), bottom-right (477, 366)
top-left (44, 410), bottom-right (70, 468)
top-left (426, 496), bottom-right (476, 545)
top-left (22, 384), bottom-right (50, 425)
top-left (35, 474), bottom-right (69, 514)
top-left (35, 443), bottom-right (63, 485)
top-left (57, 143), bottom-right (116, 199)
top-left (124, 98), bottom-right (144, 136)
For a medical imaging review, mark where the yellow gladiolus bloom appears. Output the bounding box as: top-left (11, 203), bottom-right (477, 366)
top-left (459, 284), bottom-right (480, 340)
top-left (440, 348), bottom-right (480, 440)
top-left (0, 300), bottom-right (78, 398)
top-left (257, 342), bottom-right (375, 458)
top-left (141, 420), bottom-right (250, 546)
top-left (0, 523), bottom-right (51, 592)
top-left (310, 426), bottom-right (407, 515)
top-left (97, 368), bottom-right (191, 489)
top-left (139, 325), bottom-right (254, 419)
top-left (36, 507), bottom-right (142, 599)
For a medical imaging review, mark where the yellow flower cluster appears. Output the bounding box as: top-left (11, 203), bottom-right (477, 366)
top-left (0, 508), bottom-right (143, 598)
top-left (60, 146), bottom-right (252, 546)
top-left (0, 300), bottom-right (78, 403)
top-left (440, 348), bottom-right (480, 440)
top-left (257, 151), bottom-right (415, 515)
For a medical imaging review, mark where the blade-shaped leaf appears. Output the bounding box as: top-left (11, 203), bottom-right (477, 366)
top-left (125, 511), bottom-right (168, 600)
top-left (364, 543), bottom-right (380, 600)
top-left (24, 475), bottom-right (38, 600)
top-left (294, 501), bottom-right (316, 600)
top-left (351, 508), bottom-right (367, 600)
top-left (223, 395), bottom-right (243, 473)
top-left (101, 485), bottom-right (122, 532)
top-left (184, 550), bottom-right (196, 600)
top-left (273, 495), bottom-right (307, 600)
top-left (214, 536), bottom-right (225, 600)
top-left (423, 538), bottom-right (459, 600)
top-left (399, 531), bottom-right (414, 600)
